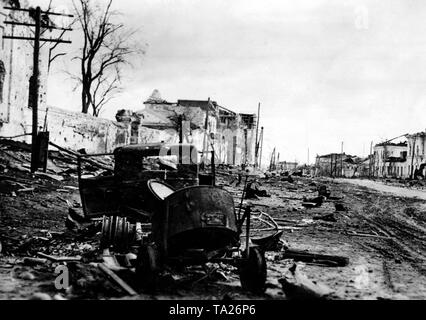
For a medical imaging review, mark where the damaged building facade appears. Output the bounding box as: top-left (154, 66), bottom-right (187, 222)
top-left (373, 142), bottom-right (407, 178)
top-left (406, 131), bottom-right (426, 179)
top-left (119, 89), bottom-right (257, 165)
top-left (0, 0), bottom-right (49, 138)
top-left (277, 161), bottom-right (298, 173)
top-left (314, 153), bottom-right (361, 178)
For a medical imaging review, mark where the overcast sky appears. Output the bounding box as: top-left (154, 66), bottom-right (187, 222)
top-left (28, 0), bottom-right (426, 165)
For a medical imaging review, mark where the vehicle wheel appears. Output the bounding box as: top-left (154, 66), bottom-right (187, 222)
top-left (239, 246), bottom-right (267, 294)
top-left (136, 243), bottom-right (161, 291)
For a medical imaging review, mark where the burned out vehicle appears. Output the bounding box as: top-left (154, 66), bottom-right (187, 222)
top-left (78, 143), bottom-right (207, 220)
top-left (77, 143), bottom-right (267, 293)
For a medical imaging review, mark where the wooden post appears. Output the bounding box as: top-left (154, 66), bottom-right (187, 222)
top-left (369, 141), bottom-right (373, 178)
top-left (211, 150), bottom-right (215, 186)
top-left (244, 128), bottom-right (248, 166)
top-left (201, 99), bottom-right (210, 165)
top-left (178, 114), bottom-right (183, 143)
top-left (259, 127), bottom-right (264, 168)
top-left (307, 148), bottom-right (309, 166)
top-left (341, 141), bottom-right (344, 177)
top-left (410, 135), bottom-right (416, 179)
top-left (254, 103), bottom-right (260, 167)
top-left (30, 7), bottom-right (41, 173)
top-left (276, 152), bottom-right (280, 171)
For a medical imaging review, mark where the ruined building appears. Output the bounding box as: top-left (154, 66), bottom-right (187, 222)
top-left (132, 89), bottom-right (257, 165)
top-left (406, 131), bottom-right (426, 178)
top-left (0, 0), bottom-right (49, 138)
top-left (314, 153), bottom-right (360, 178)
top-left (277, 161), bottom-right (298, 173)
top-left (373, 142), bottom-right (407, 178)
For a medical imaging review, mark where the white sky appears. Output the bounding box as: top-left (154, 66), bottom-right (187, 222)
top-left (28, 0), bottom-right (426, 165)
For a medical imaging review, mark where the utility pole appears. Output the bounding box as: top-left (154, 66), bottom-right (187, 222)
top-left (178, 115), bottom-right (183, 143)
top-left (244, 128), bottom-right (248, 166)
top-left (3, 6), bottom-right (73, 173)
top-left (269, 147), bottom-right (276, 171)
top-left (254, 102), bottom-right (260, 168)
top-left (410, 134), bottom-right (416, 179)
top-left (276, 152), bottom-right (280, 170)
top-left (369, 141), bottom-right (373, 178)
top-left (341, 141), bottom-right (344, 177)
top-left (31, 7), bottom-right (41, 173)
top-left (201, 98), bottom-right (211, 166)
top-left (258, 127), bottom-right (264, 169)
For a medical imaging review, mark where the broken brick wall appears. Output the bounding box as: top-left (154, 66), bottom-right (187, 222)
top-left (37, 106), bottom-right (180, 154)
top-left (39, 106), bottom-right (131, 153)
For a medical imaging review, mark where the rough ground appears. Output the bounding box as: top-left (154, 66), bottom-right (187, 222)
top-left (0, 142), bottom-right (425, 300)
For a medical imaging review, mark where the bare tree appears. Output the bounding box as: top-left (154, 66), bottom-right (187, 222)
top-left (72, 0), bottom-right (144, 116)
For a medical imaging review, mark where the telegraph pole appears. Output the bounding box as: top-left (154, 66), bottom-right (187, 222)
top-left (258, 127), bottom-right (264, 169)
top-left (269, 148), bottom-right (274, 171)
top-left (369, 141), bottom-right (373, 178)
top-left (254, 102), bottom-right (260, 167)
top-left (3, 6), bottom-right (73, 173)
top-left (30, 7), bottom-right (41, 173)
top-left (307, 147), bottom-right (310, 165)
top-left (410, 135), bottom-right (416, 179)
top-left (276, 152), bottom-right (280, 170)
top-left (341, 141), bottom-right (344, 177)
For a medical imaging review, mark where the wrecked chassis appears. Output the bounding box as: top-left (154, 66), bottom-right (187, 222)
top-left (76, 143), bottom-right (267, 293)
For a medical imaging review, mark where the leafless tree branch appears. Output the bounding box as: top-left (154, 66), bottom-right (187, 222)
top-left (71, 0), bottom-right (144, 116)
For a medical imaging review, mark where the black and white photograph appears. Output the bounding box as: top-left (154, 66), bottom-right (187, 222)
top-left (0, 0), bottom-right (425, 307)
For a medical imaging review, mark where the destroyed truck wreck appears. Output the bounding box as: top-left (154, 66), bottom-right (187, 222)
top-left (78, 143), bottom-right (268, 293)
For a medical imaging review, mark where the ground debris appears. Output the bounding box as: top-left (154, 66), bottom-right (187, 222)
top-left (313, 213), bottom-right (337, 222)
top-left (279, 264), bottom-right (334, 300)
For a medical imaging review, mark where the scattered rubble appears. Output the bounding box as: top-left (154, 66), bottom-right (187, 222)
top-left (1, 138), bottom-right (425, 300)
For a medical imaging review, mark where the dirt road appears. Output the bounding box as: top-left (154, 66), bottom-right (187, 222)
top-left (335, 178), bottom-right (426, 200)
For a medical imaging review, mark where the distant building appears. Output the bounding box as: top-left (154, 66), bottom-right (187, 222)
top-left (406, 131), bottom-right (426, 179)
top-left (356, 156), bottom-right (374, 177)
top-left (277, 161), bottom-right (298, 172)
top-left (373, 142), bottom-right (407, 178)
top-left (134, 90), bottom-right (257, 166)
top-left (314, 153), bottom-right (359, 177)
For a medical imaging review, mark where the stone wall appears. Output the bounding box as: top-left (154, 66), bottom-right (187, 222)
top-left (40, 106), bottom-right (130, 153)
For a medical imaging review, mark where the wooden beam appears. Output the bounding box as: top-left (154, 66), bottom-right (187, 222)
top-left (98, 263), bottom-right (137, 296)
top-left (2, 35), bottom-right (71, 43)
top-left (4, 21), bottom-right (73, 31)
